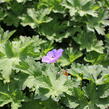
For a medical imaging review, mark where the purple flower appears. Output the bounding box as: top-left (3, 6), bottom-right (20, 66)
top-left (42, 49), bottom-right (64, 63)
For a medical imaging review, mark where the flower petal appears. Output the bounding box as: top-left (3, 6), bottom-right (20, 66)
top-left (42, 49), bottom-right (64, 63)
top-left (42, 56), bottom-right (50, 63)
top-left (47, 49), bottom-right (56, 57)
top-left (56, 49), bottom-right (64, 58)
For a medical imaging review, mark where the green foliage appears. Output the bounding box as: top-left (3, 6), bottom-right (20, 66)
top-left (16, 57), bottom-right (76, 101)
top-left (58, 47), bottom-right (83, 66)
top-left (39, 18), bottom-right (70, 42)
top-left (20, 99), bottom-right (65, 109)
top-left (0, 80), bottom-right (26, 109)
top-left (73, 32), bottom-right (104, 53)
top-left (62, 0), bottom-right (98, 17)
top-left (20, 8), bottom-right (52, 28)
top-left (0, 0), bottom-right (109, 109)
top-left (0, 27), bottom-right (45, 82)
top-left (64, 64), bottom-right (109, 109)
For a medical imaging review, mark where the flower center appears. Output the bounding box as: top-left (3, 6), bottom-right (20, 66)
top-left (51, 56), bottom-right (55, 58)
